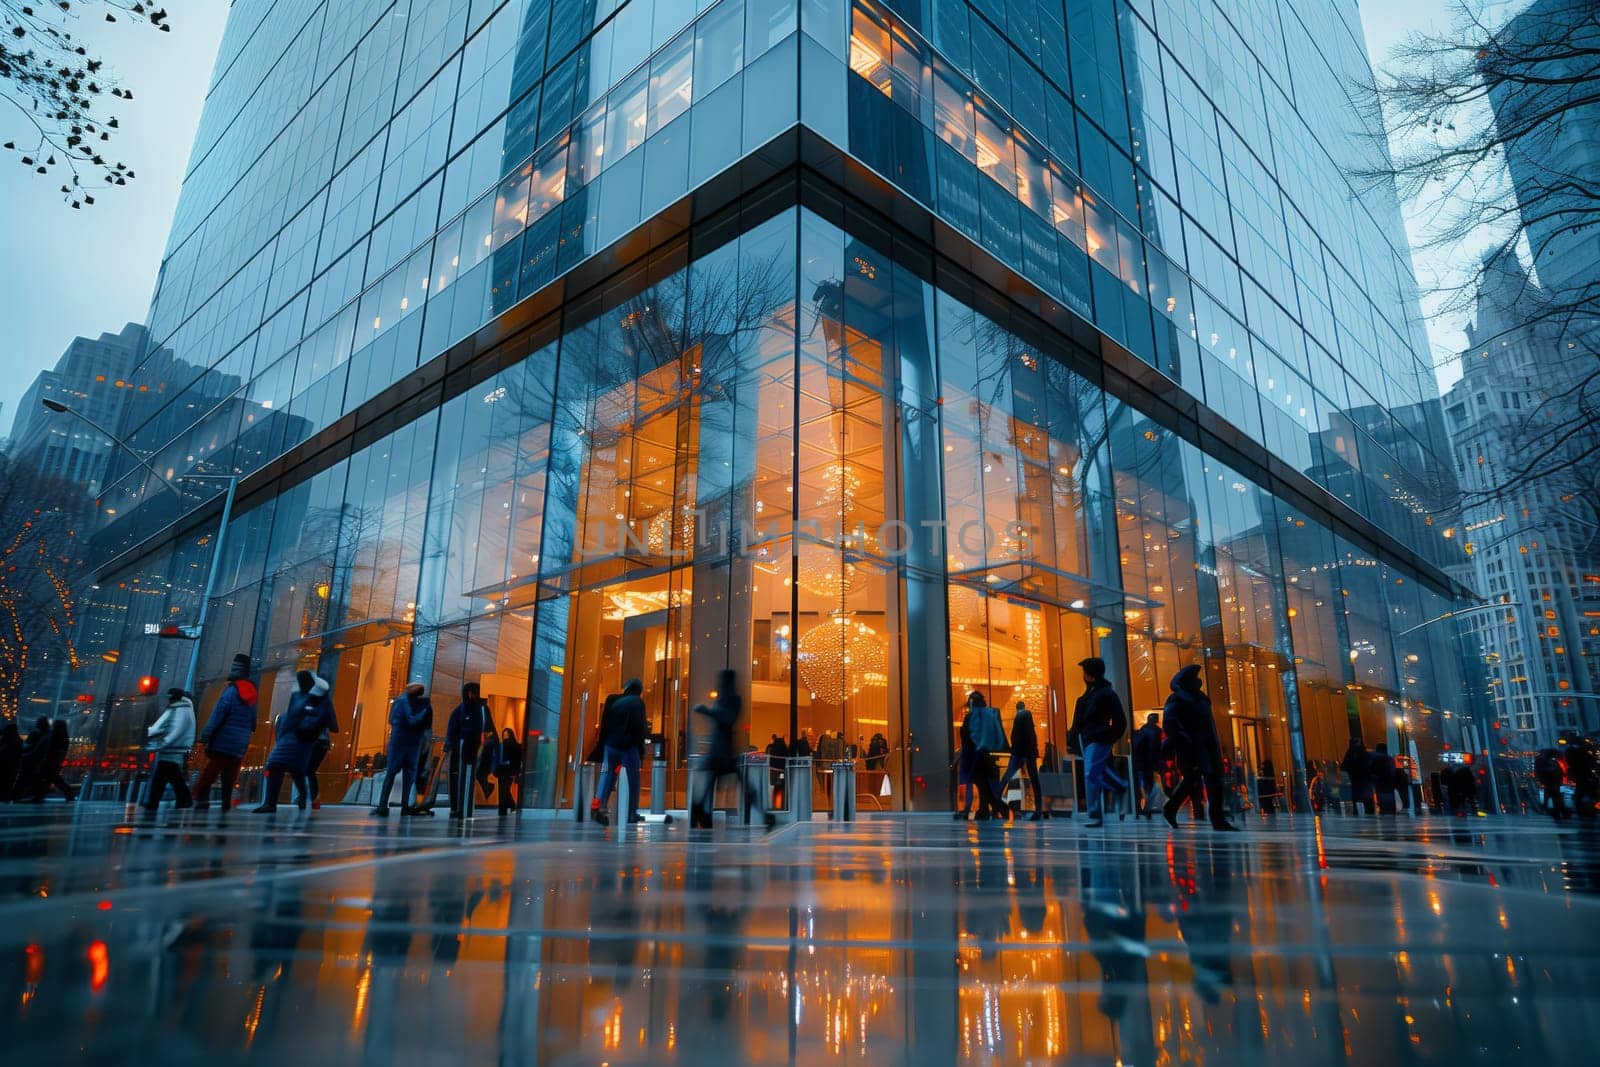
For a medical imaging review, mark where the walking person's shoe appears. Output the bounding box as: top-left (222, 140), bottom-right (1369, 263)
top-left (1210, 818), bottom-right (1241, 832)
top-left (1085, 812), bottom-right (1104, 828)
top-left (953, 810), bottom-right (970, 820)
top-left (1027, 810), bottom-right (1042, 822)
top-left (592, 808), bottom-right (610, 827)
top-left (193, 801), bottom-right (210, 812)
top-left (251, 804), bottom-right (278, 814)
top-left (1161, 799), bottom-right (1181, 830)
top-left (370, 806), bottom-right (391, 817)
top-left (628, 813), bottom-right (646, 824)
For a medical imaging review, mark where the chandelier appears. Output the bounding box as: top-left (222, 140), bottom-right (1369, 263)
top-left (794, 543), bottom-right (860, 598)
top-left (796, 616), bottom-right (887, 705)
top-left (644, 504), bottom-right (696, 555)
top-left (818, 461), bottom-right (862, 522)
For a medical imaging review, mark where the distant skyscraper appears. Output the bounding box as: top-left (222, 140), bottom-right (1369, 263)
top-left (1444, 249), bottom-right (1600, 747)
top-left (9, 323), bottom-right (148, 494)
top-left (1485, 0), bottom-right (1600, 306)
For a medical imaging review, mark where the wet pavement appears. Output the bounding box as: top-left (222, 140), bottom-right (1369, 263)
top-left (2, 804), bottom-right (1598, 1064)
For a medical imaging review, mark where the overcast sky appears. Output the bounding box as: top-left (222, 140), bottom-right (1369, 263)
top-left (0, 1), bottom-right (1500, 437)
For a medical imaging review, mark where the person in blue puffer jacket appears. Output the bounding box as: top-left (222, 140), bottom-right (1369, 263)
top-left (254, 670), bottom-right (335, 813)
top-left (192, 653), bottom-right (258, 813)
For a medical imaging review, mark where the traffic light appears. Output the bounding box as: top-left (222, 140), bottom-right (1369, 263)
top-left (136, 676), bottom-right (160, 696)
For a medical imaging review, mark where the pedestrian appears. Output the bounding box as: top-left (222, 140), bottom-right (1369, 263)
top-left (495, 727), bottom-right (522, 813)
top-left (1130, 712), bottom-right (1163, 818)
top-left (1069, 658), bottom-right (1129, 828)
top-left (998, 700), bottom-right (1045, 820)
top-left (191, 653), bottom-right (259, 812)
top-left (1310, 770), bottom-right (1330, 813)
top-left (144, 689), bottom-right (196, 811)
top-left (301, 693), bottom-right (339, 810)
top-left (765, 733), bottom-right (788, 808)
top-left (254, 671), bottom-right (335, 812)
top-left (954, 713), bottom-right (978, 820)
top-left (1341, 738), bottom-right (1374, 815)
top-left (1533, 746), bottom-right (1567, 820)
top-left (445, 682), bottom-right (497, 819)
top-left (11, 716), bottom-right (51, 801)
top-left (0, 721), bottom-right (20, 801)
top-left (1369, 743), bottom-right (1398, 815)
top-left (963, 691), bottom-right (1009, 821)
top-left (1159, 665), bottom-right (1239, 832)
top-left (371, 682), bottom-right (434, 817)
top-left (591, 678), bottom-right (647, 827)
top-left (24, 719), bottom-right (77, 802)
top-left (817, 729), bottom-right (843, 800)
top-left (1566, 735), bottom-right (1599, 818)
top-left (689, 669), bottom-right (773, 830)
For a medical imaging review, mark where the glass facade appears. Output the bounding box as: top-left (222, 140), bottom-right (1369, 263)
top-left (80, 0), bottom-right (1483, 811)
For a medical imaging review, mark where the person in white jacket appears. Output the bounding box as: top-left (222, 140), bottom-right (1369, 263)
top-left (144, 688), bottom-right (196, 811)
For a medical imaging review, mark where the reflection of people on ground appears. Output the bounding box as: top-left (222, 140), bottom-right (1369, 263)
top-left (192, 653), bottom-right (258, 812)
top-left (372, 683), bottom-right (433, 817)
top-left (1079, 838), bottom-right (1154, 1056)
top-left (963, 692), bottom-right (1009, 821)
top-left (496, 728), bottom-right (522, 813)
top-left (1161, 667), bottom-right (1238, 832)
top-left (144, 691), bottom-right (196, 811)
top-left (591, 679), bottom-right (646, 827)
top-left (999, 701), bottom-right (1045, 820)
top-left (445, 682), bottom-right (496, 820)
top-left (1172, 842), bottom-right (1238, 1004)
top-left (1342, 737), bottom-right (1374, 815)
top-left (255, 671), bottom-right (335, 813)
top-left (1131, 713), bottom-right (1163, 819)
top-left (690, 670), bottom-right (773, 830)
top-left (1069, 658), bottom-right (1129, 827)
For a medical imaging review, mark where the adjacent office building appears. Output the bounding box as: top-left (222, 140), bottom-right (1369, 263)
top-left (80, 0), bottom-right (1481, 809)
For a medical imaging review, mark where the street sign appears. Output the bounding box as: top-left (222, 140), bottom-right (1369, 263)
top-left (144, 623), bottom-right (202, 639)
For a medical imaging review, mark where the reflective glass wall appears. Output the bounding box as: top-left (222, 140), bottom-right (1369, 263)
top-left (88, 207), bottom-right (1480, 811)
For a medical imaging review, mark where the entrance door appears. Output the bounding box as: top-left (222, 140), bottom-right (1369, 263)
top-left (558, 569), bottom-right (692, 810)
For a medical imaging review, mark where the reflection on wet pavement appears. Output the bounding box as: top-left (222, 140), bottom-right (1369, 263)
top-left (2, 806), bottom-right (1598, 1064)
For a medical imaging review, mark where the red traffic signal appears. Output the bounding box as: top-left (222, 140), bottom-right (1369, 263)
top-left (136, 676), bottom-right (160, 696)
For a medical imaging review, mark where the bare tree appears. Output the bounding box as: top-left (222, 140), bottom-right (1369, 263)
top-left (0, 0), bottom-right (170, 205)
top-left (1364, 0), bottom-right (1600, 517)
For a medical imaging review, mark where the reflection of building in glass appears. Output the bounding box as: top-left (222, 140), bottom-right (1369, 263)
top-left (1443, 249), bottom-right (1600, 749)
top-left (81, 1), bottom-right (1481, 809)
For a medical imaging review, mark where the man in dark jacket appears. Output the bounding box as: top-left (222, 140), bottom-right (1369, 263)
top-left (1160, 665), bottom-right (1238, 832)
top-left (29, 719), bottom-right (77, 801)
top-left (592, 679), bottom-right (647, 826)
top-left (1069, 658), bottom-right (1128, 827)
top-left (1130, 713), bottom-right (1163, 819)
top-left (689, 669), bottom-right (772, 830)
top-left (998, 701), bottom-right (1045, 820)
top-left (445, 682), bottom-right (496, 819)
top-left (255, 671), bottom-right (334, 813)
top-left (1369, 743), bottom-right (1399, 814)
top-left (372, 683), bottom-right (433, 816)
top-left (495, 728), bottom-right (523, 813)
top-left (962, 692), bottom-right (1009, 820)
top-left (192, 653), bottom-right (259, 811)
top-left (1341, 737), bottom-right (1374, 815)
top-left (11, 717), bottom-right (52, 801)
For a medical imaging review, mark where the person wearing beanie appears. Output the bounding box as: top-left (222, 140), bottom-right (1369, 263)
top-left (444, 681), bottom-right (496, 819)
top-left (254, 670), bottom-right (336, 813)
top-left (193, 652), bottom-right (259, 813)
top-left (1068, 657), bottom-right (1129, 827)
top-left (144, 689), bottom-right (196, 811)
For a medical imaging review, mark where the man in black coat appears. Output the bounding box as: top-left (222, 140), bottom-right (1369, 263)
top-left (1160, 666), bottom-right (1238, 832)
top-left (445, 682), bottom-right (496, 819)
top-left (1341, 737), bottom-right (1374, 815)
top-left (592, 678), bottom-right (647, 826)
top-left (1130, 713), bottom-right (1163, 819)
top-left (11, 717), bottom-right (51, 801)
top-left (998, 701), bottom-right (1045, 820)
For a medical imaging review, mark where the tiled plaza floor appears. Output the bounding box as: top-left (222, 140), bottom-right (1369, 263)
top-left (1, 802), bottom-right (1597, 1064)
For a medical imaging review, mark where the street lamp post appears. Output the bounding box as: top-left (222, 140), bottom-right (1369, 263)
top-left (42, 399), bottom-right (239, 695)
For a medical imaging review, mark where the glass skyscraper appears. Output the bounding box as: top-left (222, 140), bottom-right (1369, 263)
top-left (82, 0), bottom-right (1480, 811)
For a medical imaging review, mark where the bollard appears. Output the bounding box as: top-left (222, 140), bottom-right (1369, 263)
top-left (740, 753), bottom-right (769, 824)
top-left (786, 756), bottom-right (813, 822)
top-left (573, 760), bottom-right (598, 821)
top-left (650, 757), bottom-right (667, 814)
top-left (831, 760), bottom-right (856, 821)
